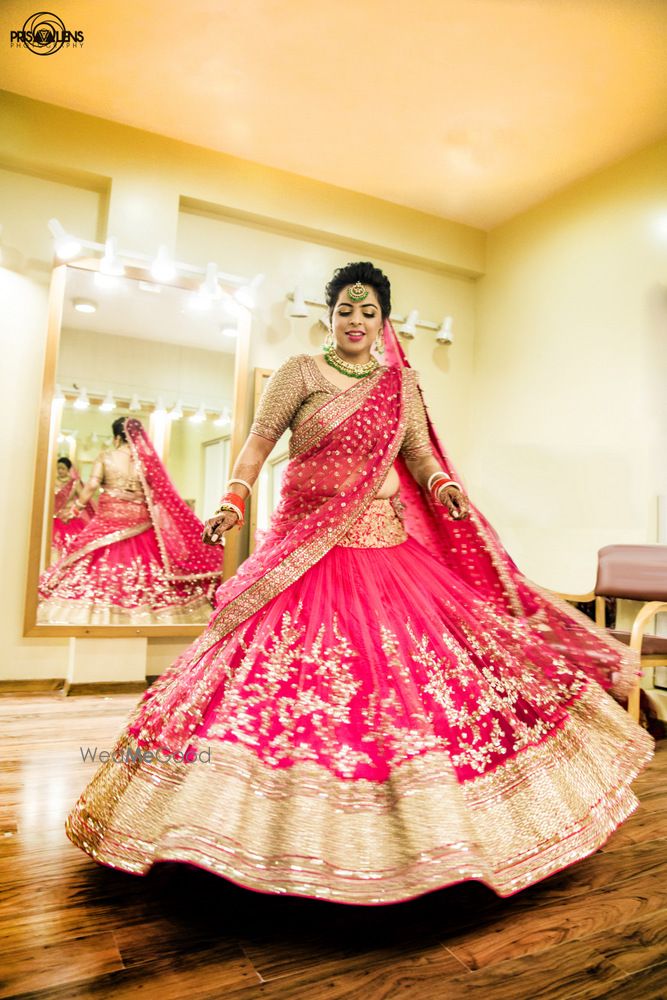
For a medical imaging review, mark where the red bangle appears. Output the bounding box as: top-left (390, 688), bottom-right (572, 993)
top-left (429, 477), bottom-right (447, 501)
top-left (219, 492), bottom-right (245, 511)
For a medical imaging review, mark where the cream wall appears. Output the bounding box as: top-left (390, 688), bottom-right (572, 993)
top-left (0, 91), bottom-right (479, 680)
top-left (470, 137), bottom-right (667, 591)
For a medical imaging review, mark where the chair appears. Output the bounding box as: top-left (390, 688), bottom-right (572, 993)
top-left (552, 544), bottom-right (667, 723)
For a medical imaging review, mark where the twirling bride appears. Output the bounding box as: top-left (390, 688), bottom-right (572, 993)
top-left (66, 261), bottom-right (652, 904)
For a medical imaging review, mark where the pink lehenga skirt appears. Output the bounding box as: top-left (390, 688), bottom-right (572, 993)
top-left (52, 513), bottom-right (88, 557)
top-left (39, 494), bottom-right (215, 626)
top-left (65, 497), bottom-right (653, 904)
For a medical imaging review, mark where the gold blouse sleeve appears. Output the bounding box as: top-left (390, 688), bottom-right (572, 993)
top-left (400, 369), bottom-right (434, 461)
top-left (88, 452), bottom-right (105, 487)
top-left (250, 355), bottom-right (307, 442)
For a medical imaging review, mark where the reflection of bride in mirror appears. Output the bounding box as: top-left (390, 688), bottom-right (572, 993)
top-left (38, 417), bottom-right (223, 625)
top-left (51, 457), bottom-right (95, 558)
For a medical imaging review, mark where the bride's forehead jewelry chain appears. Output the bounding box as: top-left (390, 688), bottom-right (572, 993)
top-left (347, 281), bottom-right (369, 302)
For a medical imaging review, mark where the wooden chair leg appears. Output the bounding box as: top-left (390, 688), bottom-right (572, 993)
top-left (627, 681), bottom-right (641, 723)
top-left (595, 595), bottom-right (605, 628)
top-left (627, 601), bottom-right (667, 724)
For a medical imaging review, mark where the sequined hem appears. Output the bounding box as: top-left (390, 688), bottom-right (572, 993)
top-left (65, 683), bottom-right (653, 903)
top-left (37, 595), bottom-right (212, 626)
top-left (336, 498), bottom-right (408, 548)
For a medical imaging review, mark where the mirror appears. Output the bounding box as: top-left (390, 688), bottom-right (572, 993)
top-left (25, 259), bottom-right (250, 636)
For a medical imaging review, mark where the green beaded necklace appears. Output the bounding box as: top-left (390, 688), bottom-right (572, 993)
top-left (323, 342), bottom-right (380, 379)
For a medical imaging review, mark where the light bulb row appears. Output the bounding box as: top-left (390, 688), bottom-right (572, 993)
top-left (47, 219), bottom-right (264, 309)
top-left (55, 386), bottom-right (232, 426)
top-left (286, 288), bottom-right (454, 344)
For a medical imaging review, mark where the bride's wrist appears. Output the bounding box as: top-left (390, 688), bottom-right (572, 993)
top-left (436, 482), bottom-right (462, 504)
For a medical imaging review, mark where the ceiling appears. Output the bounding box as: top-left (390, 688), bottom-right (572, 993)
top-left (2, 0), bottom-right (666, 230)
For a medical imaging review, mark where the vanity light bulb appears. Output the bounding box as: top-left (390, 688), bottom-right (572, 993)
top-left (398, 310), bottom-right (418, 339)
top-left (48, 218), bottom-right (81, 261)
top-left (99, 237), bottom-right (124, 277)
top-left (202, 262), bottom-right (222, 300)
top-left (435, 316), bottom-right (454, 345)
top-left (99, 391), bottom-right (116, 413)
top-left (189, 405), bottom-right (207, 424)
top-left (213, 408), bottom-right (231, 428)
top-left (151, 245), bottom-right (176, 283)
top-left (234, 273), bottom-right (264, 310)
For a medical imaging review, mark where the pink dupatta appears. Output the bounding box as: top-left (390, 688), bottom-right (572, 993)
top-left (125, 418), bottom-right (223, 587)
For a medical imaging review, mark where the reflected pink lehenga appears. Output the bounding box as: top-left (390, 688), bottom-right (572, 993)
top-left (39, 420), bottom-right (223, 626)
top-left (66, 323), bottom-right (653, 904)
top-left (51, 464), bottom-right (95, 557)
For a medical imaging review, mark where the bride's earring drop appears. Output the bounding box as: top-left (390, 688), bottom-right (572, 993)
top-left (374, 325), bottom-right (385, 355)
top-left (324, 327), bottom-right (334, 350)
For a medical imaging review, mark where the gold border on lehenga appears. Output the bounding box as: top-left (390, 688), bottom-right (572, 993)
top-left (37, 594), bottom-right (212, 627)
top-left (65, 681), bottom-right (653, 904)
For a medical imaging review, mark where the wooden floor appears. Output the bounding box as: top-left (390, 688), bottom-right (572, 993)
top-left (1, 693), bottom-right (666, 1000)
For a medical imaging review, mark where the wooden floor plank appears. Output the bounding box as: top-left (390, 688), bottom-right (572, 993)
top-left (444, 870), bottom-right (667, 971)
top-left (0, 933), bottom-right (124, 1000)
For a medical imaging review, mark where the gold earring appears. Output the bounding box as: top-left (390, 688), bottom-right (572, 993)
top-left (324, 328), bottom-right (334, 349)
top-left (374, 326), bottom-right (385, 354)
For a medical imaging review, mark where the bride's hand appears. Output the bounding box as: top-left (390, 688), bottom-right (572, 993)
top-left (202, 510), bottom-right (238, 545)
top-left (439, 485), bottom-right (470, 520)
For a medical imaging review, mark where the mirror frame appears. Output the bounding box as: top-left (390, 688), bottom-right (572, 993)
top-left (23, 257), bottom-right (251, 638)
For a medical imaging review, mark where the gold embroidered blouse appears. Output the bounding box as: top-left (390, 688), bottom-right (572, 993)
top-left (250, 354), bottom-right (433, 461)
top-left (89, 448), bottom-right (146, 503)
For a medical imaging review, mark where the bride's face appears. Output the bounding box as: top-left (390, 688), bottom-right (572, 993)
top-left (331, 285), bottom-right (383, 354)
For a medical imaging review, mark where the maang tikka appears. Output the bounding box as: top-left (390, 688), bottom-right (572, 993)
top-left (347, 281), bottom-right (369, 302)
